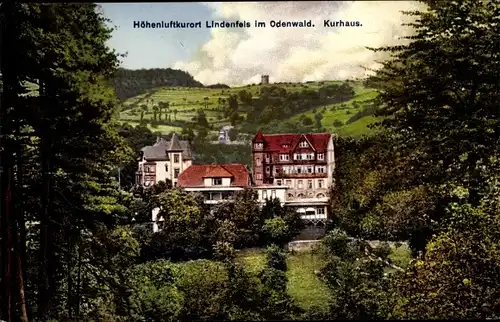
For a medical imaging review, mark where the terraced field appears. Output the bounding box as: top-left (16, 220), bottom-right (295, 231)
top-left (119, 80), bottom-right (381, 137)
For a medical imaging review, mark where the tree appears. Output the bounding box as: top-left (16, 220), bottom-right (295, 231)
top-left (369, 0), bottom-right (500, 205)
top-left (143, 189), bottom-right (215, 261)
top-left (152, 105), bottom-right (158, 121)
top-left (1, 3), bottom-right (133, 320)
top-left (314, 112), bottom-right (323, 130)
top-left (302, 116), bottom-right (313, 126)
top-left (318, 229), bottom-right (395, 320)
top-left (393, 189), bottom-right (500, 319)
top-left (225, 128), bottom-right (236, 142)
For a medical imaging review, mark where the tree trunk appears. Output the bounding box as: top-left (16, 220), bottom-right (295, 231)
top-left (67, 234), bottom-right (73, 319)
top-left (17, 230), bottom-right (28, 322)
top-left (37, 81), bottom-right (55, 320)
top-left (1, 167), bottom-right (14, 322)
top-left (76, 244), bottom-right (82, 321)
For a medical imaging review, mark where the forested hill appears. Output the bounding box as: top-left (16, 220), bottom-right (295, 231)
top-left (110, 68), bottom-right (204, 100)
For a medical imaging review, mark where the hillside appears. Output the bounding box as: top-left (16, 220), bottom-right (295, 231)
top-left (118, 80), bottom-right (381, 138)
top-left (110, 68), bottom-right (204, 101)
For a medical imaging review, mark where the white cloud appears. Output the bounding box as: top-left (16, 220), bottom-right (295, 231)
top-left (173, 1), bottom-right (426, 85)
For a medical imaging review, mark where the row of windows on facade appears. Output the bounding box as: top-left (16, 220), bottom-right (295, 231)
top-left (256, 152), bottom-right (325, 163)
top-left (254, 141), bottom-right (310, 150)
top-left (144, 164), bottom-right (181, 176)
top-left (255, 176), bottom-right (325, 189)
top-left (258, 164), bottom-right (326, 174)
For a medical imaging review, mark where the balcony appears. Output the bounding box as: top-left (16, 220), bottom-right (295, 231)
top-left (275, 172), bottom-right (327, 178)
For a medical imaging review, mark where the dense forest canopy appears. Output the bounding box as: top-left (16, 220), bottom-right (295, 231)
top-left (110, 68), bottom-right (204, 101)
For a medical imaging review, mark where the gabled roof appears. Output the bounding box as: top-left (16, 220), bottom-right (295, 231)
top-left (292, 134), bottom-right (316, 152)
top-left (141, 133), bottom-right (192, 160)
top-left (178, 164), bottom-right (250, 187)
top-left (251, 132), bottom-right (331, 153)
top-left (253, 129), bottom-right (265, 143)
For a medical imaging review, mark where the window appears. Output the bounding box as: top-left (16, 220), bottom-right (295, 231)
top-left (307, 180), bottom-right (313, 189)
top-left (282, 144), bottom-right (289, 148)
top-left (256, 158), bottom-right (262, 166)
top-left (299, 141), bottom-right (308, 148)
top-left (174, 182), bottom-right (177, 187)
top-left (279, 154), bottom-right (289, 161)
top-left (298, 180), bottom-right (303, 189)
top-left (266, 166), bottom-right (270, 173)
top-left (318, 153), bottom-right (325, 160)
top-left (285, 180), bottom-right (292, 186)
top-left (174, 168), bottom-right (180, 178)
top-left (165, 164), bottom-right (168, 172)
top-left (277, 179), bottom-right (282, 186)
top-left (174, 154), bottom-right (179, 163)
top-left (318, 179), bottom-right (324, 188)
top-left (256, 173), bottom-right (262, 180)
top-left (294, 154), bottom-right (302, 160)
top-left (271, 190), bottom-right (276, 198)
top-left (213, 178), bottom-right (222, 185)
top-left (307, 166), bottom-right (313, 173)
top-left (317, 208), bottom-right (325, 215)
top-left (317, 166), bottom-right (325, 173)
top-left (306, 153), bottom-right (314, 160)
top-left (262, 190), bottom-right (267, 199)
top-left (254, 143), bottom-right (263, 149)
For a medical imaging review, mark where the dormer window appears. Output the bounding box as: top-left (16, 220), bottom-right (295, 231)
top-left (282, 143), bottom-right (289, 148)
top-left (254, 143), bottom-right (263, 149)
top-left (279, 154), bottom-right (289, 161)
top-left (213, 178), bottom-right (222, 185)
top-left (299, 141), bottom-right (308, 148)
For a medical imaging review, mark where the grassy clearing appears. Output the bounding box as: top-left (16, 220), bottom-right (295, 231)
top-left (236, 242), bottom-right (412, 310)
top-left (387, 243), bottom-right (412, 269)
top-left (287, 88), bottom-right (380, 137)
top-left (236, 248), bottom-right (330, 310)
top-left (120, 121), bottom-right (183, 134)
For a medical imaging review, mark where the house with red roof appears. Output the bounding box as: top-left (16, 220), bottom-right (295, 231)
top-left (177, 163), bottom-right (251, 204)
top-left (251, 130), bottom-right (335, 221)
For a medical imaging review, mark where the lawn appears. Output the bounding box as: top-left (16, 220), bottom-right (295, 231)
top-left (236, 248), bottom-right (330, 310)
top-left (121, 121), bottom-right (183, 134)
top-left (286, 87), bottom-right (380, 137)
top-left (236, 241), bottom-right (412, 310)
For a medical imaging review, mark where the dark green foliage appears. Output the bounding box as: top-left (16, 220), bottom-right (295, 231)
top-left (110, 68), bottom-right (203, 101)
top-left (318, 229), bottom-right (394, 320)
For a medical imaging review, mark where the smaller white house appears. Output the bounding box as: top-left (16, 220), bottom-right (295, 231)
top-left (253, 185), bottom-right (288, 206)
top-left (218, 125), bottom-right (234, 144)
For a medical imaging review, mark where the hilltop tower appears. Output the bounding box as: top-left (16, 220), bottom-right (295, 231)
top-left (261, 75), bottom-right (269, 85)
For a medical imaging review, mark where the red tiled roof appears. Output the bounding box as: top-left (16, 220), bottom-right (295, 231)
top-left (177, 164), bottom-right (250, 187)
top-left (252, 132), bottom-right (331, 152)
top-left (254, 129), bottom-right (265, 142)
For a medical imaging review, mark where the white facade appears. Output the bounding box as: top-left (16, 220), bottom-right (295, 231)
top-left (137, 153), bottom-right (191, 187)
top-left (136, 134), bottom-right (193, 187)
top-left (253, 185), bottom-right (287, 206)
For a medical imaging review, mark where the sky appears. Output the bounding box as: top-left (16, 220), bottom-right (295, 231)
top-left (101, 1), bottom-right (426, 86)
